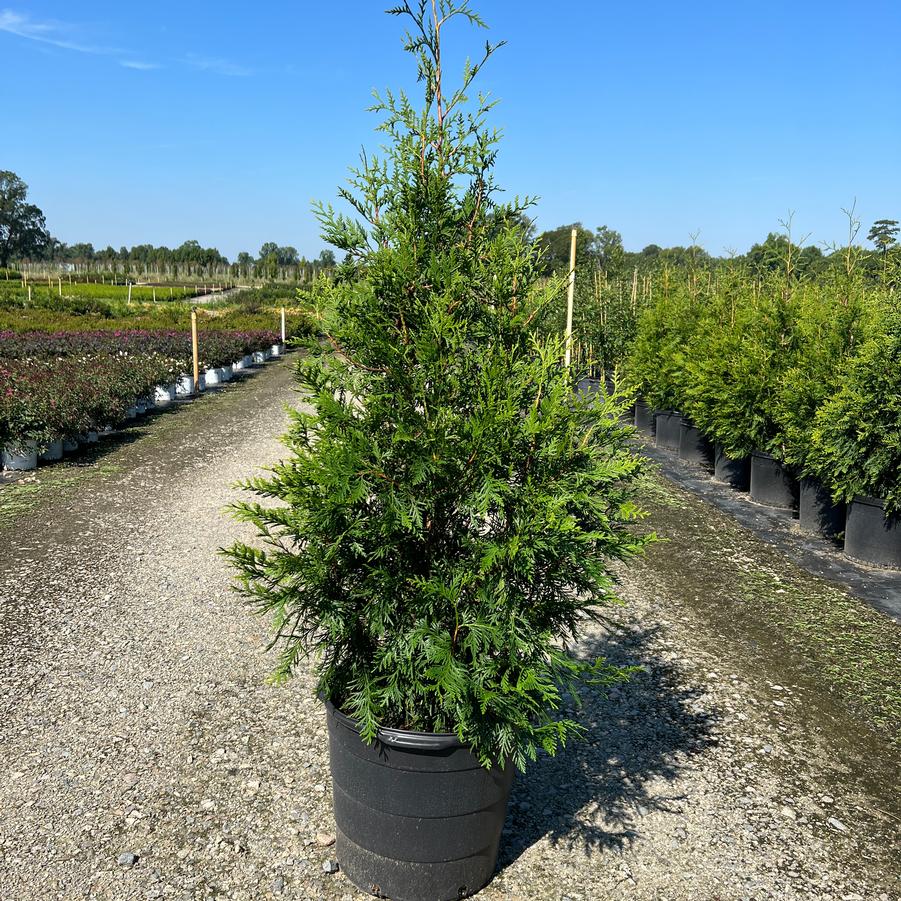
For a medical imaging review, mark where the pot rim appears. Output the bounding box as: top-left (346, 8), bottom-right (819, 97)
top-left (325, 698), bottom-right (465, 751)
top-left (851, 494), bottom-right (887, 509)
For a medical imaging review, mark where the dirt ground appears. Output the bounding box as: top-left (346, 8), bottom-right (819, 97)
top-left (0, 358), bottom-right (898, 901)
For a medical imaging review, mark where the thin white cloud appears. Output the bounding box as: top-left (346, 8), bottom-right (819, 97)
top-left (1, 10), bottom-right (248, 77)
top-left (120, 59), bottom-right (159, 70)
top-left (185, 53), bottom-right (252, 77)
top-left (0, 8), bottom-right (114, 54)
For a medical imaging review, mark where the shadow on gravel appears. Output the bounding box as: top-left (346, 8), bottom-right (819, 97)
top-left (497, 621), bottom-right (719, 868)
top-left (59, 429), bottom-right (146, 467)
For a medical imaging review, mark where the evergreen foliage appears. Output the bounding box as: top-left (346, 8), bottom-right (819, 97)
top-left (772, 280), bottom-right (874, 473)
top-left (225, 1), bottom-right (650, 770)
top-left (626, 275), bottom-right (704, 412)
top-left (682, 275), bottom-right (800, 459)
top-left (808, 302), bottom-right (901, 512)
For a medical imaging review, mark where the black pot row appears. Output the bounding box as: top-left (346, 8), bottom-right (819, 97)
top-left (633, 402), bottom-right (901, 570)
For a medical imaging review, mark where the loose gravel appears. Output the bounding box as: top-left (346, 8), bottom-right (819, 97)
top-left (0, 361), bottom-right (898, 901)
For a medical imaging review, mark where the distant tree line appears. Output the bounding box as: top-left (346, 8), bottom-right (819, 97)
top-left (0, 170), bottom-right (337, 280)
top-left (3, 168), bottom-right (897, 284)
top-left (533, 217), bottom-right (900, 284)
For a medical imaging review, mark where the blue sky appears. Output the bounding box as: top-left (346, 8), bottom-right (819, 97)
top-left (2, 1), bottom-right (899, 260)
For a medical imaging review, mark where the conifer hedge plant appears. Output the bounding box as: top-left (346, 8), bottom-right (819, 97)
top-left (809, 302), bottom-right (901, 514)
top-left (226, 3), bottom-right (649, 898)
top-left (626, 279), bottom-right (700, 414)
top-left (772, 280), bottom-right (874, 476)
top-left (681, 277), bottom-right (799, 460)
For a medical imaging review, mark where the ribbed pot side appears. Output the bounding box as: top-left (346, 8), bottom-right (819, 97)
top-left (798, 476), bottom-right (846, 538)
top-left (713, 445), bottom-right (750, 490)
top-left (634, 399), bottom-right (655, 435)
top-left (654, 410), bottom-right (682, 451)
top-left (326, 701), bottom-right (514, 901)
top-left (845, 496), bottom-right (901, 569)
top-left (678, 418), bottom-right (713, 467)
top-left (749, 451), bottom-right (797, 509)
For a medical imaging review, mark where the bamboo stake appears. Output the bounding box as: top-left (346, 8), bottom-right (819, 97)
top-left (58, 276), bottom-right (62, 296)
top-left (564, 227), bottom-right (577, 368)
top-left (191, 308), bottom-right (200, 392)
top-left (280, 307), bottom-right (286, 343)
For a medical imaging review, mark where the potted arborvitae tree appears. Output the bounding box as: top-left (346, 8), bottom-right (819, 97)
top-left (808, 302), bottom-right (901, 568)
top-left (683, 275), bottom-right (801, 507)
top-left (681, 269), bottom-right (755, 488)
top-left (226, 3), bottom-right (650, 899)
top-left (627, 275), bottom-right (703, 449)
top-left (772, 279), bottom-right (874, 536)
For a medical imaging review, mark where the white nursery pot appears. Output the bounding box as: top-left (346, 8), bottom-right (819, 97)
top-left (39, 439), bottom-right (64, 462)
top-left (204, 367), bottom-right (220, 386)
top-left (233, 359), bottom-right (244, 372)
top-left (125, 406), bottom-right (137, 420)
top-left (270, 344), bottom-right (281, 357)
top-left (253, 350), bottom-right (265, 364)
top-left (221, 364), bottom-right (234, 382)
top-left (176, 374), bottom-right (195, 396)
top-left (135, 400), bottom-right (147, 415)
top-left (243, 354), bottom-right (254, 368)
top-left (3, 441), bottom-right (38, 471)
top-left (154, 385), bottom-right (175, 406)
top-left (85, 431), bottom-right (99, 444)
top-left (62, 436), bottom-right (79, 453)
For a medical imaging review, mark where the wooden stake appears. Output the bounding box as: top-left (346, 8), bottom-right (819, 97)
top-left (58, 276), bottom-right (62, 297)
top-left (191, 308), bottom-right (200, 392)
top-left (127, 282), bottom-right (133, 304)
top-left (564, 227), bottom-right (577, 368)
top-left (280, 307), bottom-right (286, 343)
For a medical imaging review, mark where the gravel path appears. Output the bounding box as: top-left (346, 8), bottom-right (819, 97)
top-left (0, 362), bottom-right (898, 901)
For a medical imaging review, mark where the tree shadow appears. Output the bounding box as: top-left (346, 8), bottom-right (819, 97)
top-left (498, 620), bottom-right (719, 867)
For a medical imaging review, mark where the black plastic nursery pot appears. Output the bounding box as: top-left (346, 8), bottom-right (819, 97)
top-left (844, 496), bottom-right (901, 569)
top-left (654, 410), bottom-right (682, 451)
top-left (713, 445), bottom-right (750, 491)
top-left (749, 451), bottom-right (798, 510)
top-left (798, 476), bottom-right (846, 539)
top-left (678, 418), bottom-right (713, 467)
top-left (634, 399), bottom-right (656, 435)
top-left (325, 701), bottom-right (514, 901)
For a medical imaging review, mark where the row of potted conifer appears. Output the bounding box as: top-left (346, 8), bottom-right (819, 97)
top-left (627, 272), bottom-right (901, 568)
